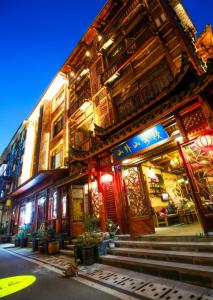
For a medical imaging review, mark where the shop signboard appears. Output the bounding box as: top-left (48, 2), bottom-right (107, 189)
top-left (113, 124), bottom-right (169, 160)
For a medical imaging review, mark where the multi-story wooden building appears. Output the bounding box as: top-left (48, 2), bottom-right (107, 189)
top-left (1, 0), bottom-right (212, 237)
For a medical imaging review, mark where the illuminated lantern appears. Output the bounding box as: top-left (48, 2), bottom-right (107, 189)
top-left (100, 173), bottom-right (113, 185)
top-left (195, 131), bottom-right (213, 152)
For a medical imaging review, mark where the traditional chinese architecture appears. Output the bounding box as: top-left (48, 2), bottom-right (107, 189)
top-left (0, 0), bottom-right (213, 237)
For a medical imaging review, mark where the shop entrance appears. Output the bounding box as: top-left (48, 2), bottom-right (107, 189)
top-left (122, 148), bottom-right (202, 235)
top-left (70, 177), bottom-right (89, 237)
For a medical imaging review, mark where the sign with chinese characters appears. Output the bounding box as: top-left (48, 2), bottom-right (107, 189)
top-left (113, 124), bottom-right (169, 160)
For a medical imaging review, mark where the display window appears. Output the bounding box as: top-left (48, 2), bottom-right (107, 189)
top-left (182, 141), bottom-right (213, 216)
top-left (37, 191), bottom-right (47, 230)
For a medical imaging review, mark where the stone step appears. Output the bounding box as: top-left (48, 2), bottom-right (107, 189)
top-left (108, 247), bottom-right (213, 266)
top-left (114, 240), bottom-right (213, 252)
top-left (100, 255), bottom-right (213, 288)
top-left (139, 235), bottom-right (213, 242)
top-left (59, 249), bottom-right (75, 257)
top-left (64, 244), bottom-right (75, 250)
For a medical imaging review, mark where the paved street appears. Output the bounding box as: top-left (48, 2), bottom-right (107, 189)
top-left (0, 249), bottom-right (124, 300)
top-left (1, 245), bottom-right (213, 300)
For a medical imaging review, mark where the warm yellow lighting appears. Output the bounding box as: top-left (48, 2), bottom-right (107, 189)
top-left (122, 169), bottom-right (129, 177)
top-left (20, 120), bottom-right (36, 183)
top-left (106, 72), bottom-right (120, 84)
top-left (148, 167), bottom-right (156, 179)
top-left (70, 71), bottom-right (75, 77)
top-left (122, 159), bottom-right (131, 165)
top-left (102, 37), bottom-right (114, 50)
top-left (80, 68), bottom-right (89, 77)
top-left (91, 180), bottom-right (98, 190)
top-left (171, 130), bottom-right (180, 136)
top-left (80, 101), bottom-right (91, 111)
top-left (175, 136), bottom-right (183, 142)
top-left (85, 50), bottom-right (91, 57)
top-left (98, 35), bottom-right (102, 41)
top-left (0, 275), bottom-right (36, 298)
top-left (5, 199), bottom-right (12, 207)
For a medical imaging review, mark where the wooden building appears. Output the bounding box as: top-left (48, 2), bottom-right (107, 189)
top-left (1, 0), bottom-right (212, 237)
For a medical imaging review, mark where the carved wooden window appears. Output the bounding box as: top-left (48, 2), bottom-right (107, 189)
top-left (123, 167), bottom-right (149, 217)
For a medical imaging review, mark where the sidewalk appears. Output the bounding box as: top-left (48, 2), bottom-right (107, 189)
top-left (1, 243), bottom-right (213, 300)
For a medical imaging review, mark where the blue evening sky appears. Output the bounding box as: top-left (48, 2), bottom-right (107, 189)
top-left (0, 0), bottom-right (212, 154)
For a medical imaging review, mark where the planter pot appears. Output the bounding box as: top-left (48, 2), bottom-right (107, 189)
top-left (48, 241), bottom-right (59, 255)
top-left (1, 236), bottom-right (11, 243)
top-left (14, 239), bottom-right (20, 247)
top-left (82, 246), bottom-right (95, 265)
top-left (32, 239), bottom-right (39, 252)
top-left (20, 237), bottom-right (28, 248)
top-left (94, 245), bottom-right (99, 261)
top-left (74, 246), bottom-right (83, 263)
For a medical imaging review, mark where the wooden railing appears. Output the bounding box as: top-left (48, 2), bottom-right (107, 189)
top-left (99, 0), bottom-right (141, 49)
top-left (114, 69), bottom-right (173, 122)
top-left (69, 89), bottom-right (91, 116)
top-left (103, 29), bottom-right (153, 83)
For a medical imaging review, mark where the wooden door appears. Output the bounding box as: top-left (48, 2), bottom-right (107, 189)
top-left (123, 166), bottom-right (155, 236)
top-left (71, 185), bottom-right (85, 236)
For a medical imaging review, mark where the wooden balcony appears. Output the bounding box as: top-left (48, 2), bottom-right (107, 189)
top-left (114, 68), bottom-right (173, 122)
top-left (69, 90), bottom-right (91, 117)
top-left (103, 29), bottom-right (153, 83)
top-left (99, 0), bottom-right (142, 49)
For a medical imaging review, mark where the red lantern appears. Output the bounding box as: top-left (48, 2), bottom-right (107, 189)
top-left (100, 173), bottom-right (113, 185)
top-left (195, 131), bottom-right (213, 152)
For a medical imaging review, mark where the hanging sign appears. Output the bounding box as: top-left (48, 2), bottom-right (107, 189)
top-left (113, 124), bottom-right (169, 160)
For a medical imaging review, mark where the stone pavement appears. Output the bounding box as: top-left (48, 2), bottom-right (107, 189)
top-left (1, 244), bottom-right (213, 300)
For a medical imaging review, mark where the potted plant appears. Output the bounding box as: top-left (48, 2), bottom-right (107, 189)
top-left (46, 227), bottom-right (59, 255)
top-left (18, 226), bottom-right (28, 248)
top-left (76, 232), bottom-right (100, 265)
top-left (75, 216), bottom-right (101, 265)
top-left (31, 231), bottom-right (39, 252)
top-left (106, 219), bottom-right (119, 239)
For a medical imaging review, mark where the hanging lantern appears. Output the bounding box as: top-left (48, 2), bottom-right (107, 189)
top-left (100, 173), bottom-right (113, 185)
top-left (195, 131), bottom-right (213, 151)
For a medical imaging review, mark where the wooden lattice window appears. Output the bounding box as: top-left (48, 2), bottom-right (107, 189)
top-left (123, 167), bottom-right (149, 217)
top-left (181, 106), bottom-right (206, 134)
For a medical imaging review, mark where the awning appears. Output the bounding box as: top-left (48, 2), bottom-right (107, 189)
top-left (11, 169), bottom-right (68, 197)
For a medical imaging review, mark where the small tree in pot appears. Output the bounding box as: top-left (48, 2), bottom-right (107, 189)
top-left (75, 216), bottom-right (101, 265)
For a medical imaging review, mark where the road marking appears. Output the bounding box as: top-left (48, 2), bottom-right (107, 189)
top-left (0, 249), bottom-right (138, 300)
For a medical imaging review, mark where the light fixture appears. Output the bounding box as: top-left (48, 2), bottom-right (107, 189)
top-left (171, 129), bottom-right (180, 136)
top-left (80, 101), bottom-right (91, 111)
top-left (70, 71), bottom-right (75, 77)
top-left (98, 35), bottom-right (102, 41)
top-left (85, 50), bottom-right (91, 57)
top-left (101, 37), bottom-right (114, 50)
top-left (80, 68), bottom-right (89, 77)
top-left (25, 202), bottom-right (32, 224)
top-left (175, 135), bottom-right (183, 142)
top-left (122, 169), bottom-right (129, 178)
top-left (148, 167), bottom-right (156, 179)
top-left (106, 72), bottom-right (120, 84)
top-left (100, 173), bottom-right (113, 184)
top-left (195, 131), bottom-right (213, 151)
top-left (122, 159), bottom-right (131, 164)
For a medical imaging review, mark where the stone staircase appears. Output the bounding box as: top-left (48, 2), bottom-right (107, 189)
top-left (59, 240), bottom-right (75, 258)
top-left (99, 235), bottom-right (213, 288)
